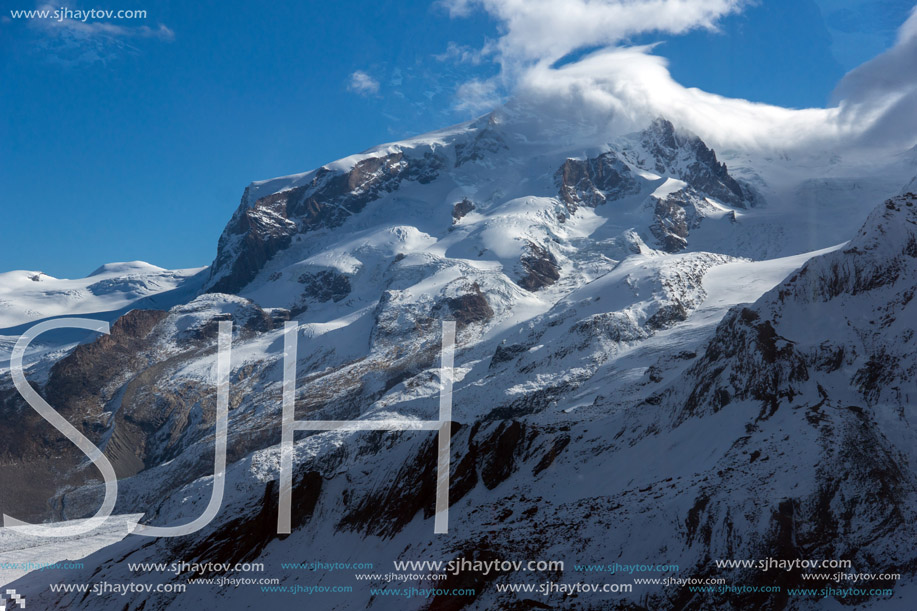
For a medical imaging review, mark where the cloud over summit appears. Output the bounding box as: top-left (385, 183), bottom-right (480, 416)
top-left (444, 0), bottom-right (917, 154)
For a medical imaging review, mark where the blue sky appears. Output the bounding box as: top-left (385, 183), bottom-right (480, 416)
top-left (1, 0), bottom-right (914, 278)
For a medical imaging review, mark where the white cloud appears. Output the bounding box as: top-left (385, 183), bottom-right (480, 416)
top-left (454, 77), bottom-right (503, 113)
top-left (444, 0), bottom-right (744, 65)
top-left (514, 47), bottom-right (844, 151)
top-left (29, 3), bottom-right (174, 41)
top-left (347, 70), bottom-right (381, 96)
top-left (434, 40), bottom-right (492, 65)
top-left (53, 21), bottom-right (173, 40)
top-left (445, 0), bottom-right (917, 154)
top-left (827, 6), bottom-right (917, 148)
top-left (25, 2), bottom-right (173, 65)
top-left (834, 6), bottom-right (917, 104)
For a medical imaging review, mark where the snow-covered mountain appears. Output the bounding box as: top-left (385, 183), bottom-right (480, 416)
top-left (3, 109), bottom-right (917, 609)
top-left (0, 261), bottom-right (206, 371)
top-left (0, 262), bottom-right (205, 331)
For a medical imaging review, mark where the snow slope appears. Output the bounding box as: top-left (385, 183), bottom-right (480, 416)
top-left (0, 261), bottom-right (206, 331)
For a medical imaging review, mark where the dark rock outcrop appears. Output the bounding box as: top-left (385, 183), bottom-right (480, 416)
top-left (0, 309), bottom-right (168, 521)
top-left (339, 424), bottom-right (464, 538)
top-left (41, 309), bottom-right (168, 436)
top-left (479, 420), bottom-right (525, 489)
top-left (519, 242), bottom-right (560, 291)
top-left (490, 342), bottom-right (528, 369)
top-left (297, 270), bottom-right (352, 303)
top-left (556, 152), bottom-right (641, 212)
top-left (645, 301), bottom-right (689, 330)
top-left (650, 196), bottom-right (691, 252)
top-left (444, 283), bottom-right (494, 326)
top-left (452, 198), bottom-right (476, 222)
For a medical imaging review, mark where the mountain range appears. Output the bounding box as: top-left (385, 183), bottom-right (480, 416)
top-left (2, 105), bottom-right (916, 610)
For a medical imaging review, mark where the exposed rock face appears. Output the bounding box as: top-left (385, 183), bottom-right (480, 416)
top-left (552, 119), bottom-right (756, 254)
top-left (174, 470), bottom-right (322, 570)
top-left (102, 296), bottom-right (286, 480)
top-left (490, 342), bottom-right (528, 368)
top-left (207, 150), bottom-right (445, 294)
top-left (207, 187), bottom-right (298, 296)
top-left (649, 188), bottom-right (713, 252)
top-left (638, 118), bottom-right (758, 209)
top-left (297, 270), bottom-right (351, 303)
top-left (0, 293), bottom-right (293, 522)
top-left (651, 196), bottom-right (691, 252)
top-left (45, 309), bottom-right (169, 417)
top-left (555, 152), bottom-right (641, 212)
top-left (519, 242), bottom-right (560, 291)
top-left (443, 283), bottom-right (494, 326)
top-left (336, 419), bottom-right (532, 537)
top-left (645, 300), bottom-right (689, 329)
top-left (0, 308), bottom-right (168, 520)
top-left (478, 420), bottom-right (524, 489)
top-left (570, 310), bottom-right (649, 344)
top-left (0, 309), bottom-right (168, 461)
top-left (339, 427), bottom-right (460, 539)
top-left (452, 198), bottom-right (476, 222)
top-left (678, 305), bottom-right (809, 421)
top-left (554, 118), bottom-right (758, 222)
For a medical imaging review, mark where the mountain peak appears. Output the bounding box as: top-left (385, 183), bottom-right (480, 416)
top-left (204, 114), bottom-right (767, 297)
top-left (88, 261), bottom-right (167, 277)
top-left (631, 116), bottom-right (759, 209)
